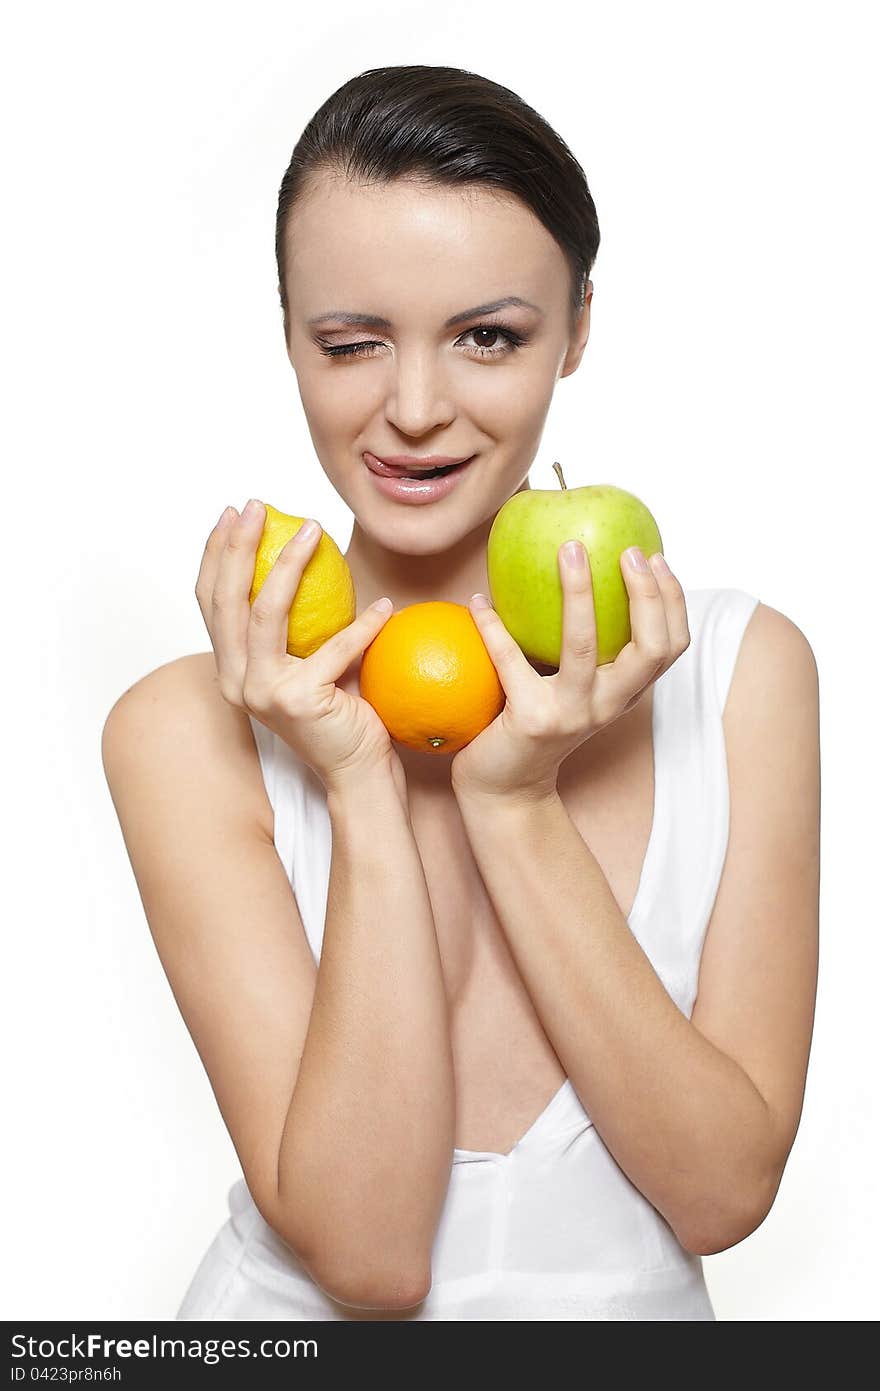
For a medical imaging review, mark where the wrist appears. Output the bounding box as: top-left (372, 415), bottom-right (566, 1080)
top-left (451, 772), bottom-right (560, 813)
top-left (323, 758), bottom-right (404, 812)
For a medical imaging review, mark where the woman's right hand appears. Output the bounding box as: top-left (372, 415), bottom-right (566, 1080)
top-left (195, 500), bottom-right (398, 794)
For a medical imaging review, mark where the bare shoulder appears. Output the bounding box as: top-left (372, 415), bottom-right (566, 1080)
top-left (721, 596), bottom-right (820, 879)
top-left (725, 600), bottom-right (819, 720)
top-left (100, 651), bottom-right (320, 1239)
top-left (102, 651), bottom-right (273, 843)
top-left (691, 597), bottom-right (820, 1213)
top-left (721, 597), bottom-right (821, 883)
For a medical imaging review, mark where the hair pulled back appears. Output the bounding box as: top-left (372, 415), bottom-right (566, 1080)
top-left (275, 65), bottom-right (600, 343)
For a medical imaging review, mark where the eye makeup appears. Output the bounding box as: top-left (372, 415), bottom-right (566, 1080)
top-left (314, 322), bottom-right (530, 361)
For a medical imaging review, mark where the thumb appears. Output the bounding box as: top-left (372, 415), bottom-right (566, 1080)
top-left (307, 596), bottom-right (394, 683)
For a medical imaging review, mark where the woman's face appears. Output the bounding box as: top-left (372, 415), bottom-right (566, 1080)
top-left (282, 173), bottom-right (591, 556)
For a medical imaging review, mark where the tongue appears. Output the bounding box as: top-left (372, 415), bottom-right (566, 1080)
top-left (366, 452), bottom-right (464, 479)
top-left (406, 463), bottom-right (455, 479)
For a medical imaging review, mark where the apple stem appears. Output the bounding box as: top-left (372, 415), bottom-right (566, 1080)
top-left (552, 461), bottom-right (567, 490)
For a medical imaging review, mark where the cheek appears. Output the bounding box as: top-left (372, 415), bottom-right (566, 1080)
top-left (467, 363), bottom-right (555, 432)
top-left (473, 339), bottom-right (557, 396)
top-left (297, 369), bottom-right (367, 431)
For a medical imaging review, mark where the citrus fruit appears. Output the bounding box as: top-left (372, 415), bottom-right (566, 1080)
top-left (359, 601), bottom-right (505, 756)
top-left (249, 502), bottom-right (356, 658)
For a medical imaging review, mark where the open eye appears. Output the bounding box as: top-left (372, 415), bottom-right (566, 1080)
top-left (316, 321), bottom-right (528, 360)
top-left (456, 324), bottom-right (527, 357)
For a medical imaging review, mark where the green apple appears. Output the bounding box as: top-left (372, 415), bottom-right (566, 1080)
top-left (486, 464), bottom-right (664, 668)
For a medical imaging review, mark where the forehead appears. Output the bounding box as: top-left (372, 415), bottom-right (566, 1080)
top-left (285, 174), bottom-right (568, 312)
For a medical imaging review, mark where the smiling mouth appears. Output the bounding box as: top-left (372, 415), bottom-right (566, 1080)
top-left (364, 452), bottom-right (475, 480)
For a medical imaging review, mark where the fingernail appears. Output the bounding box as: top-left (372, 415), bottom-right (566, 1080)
top-left (562, 540), bottom-right (585, 568)
top-left (471, 593), bottom-right (491, 609)
top-left (297, 519), bottom-right (320, 542)
top-left (625, 546), bottom-right (649, 571)
top-left (371, 596), bottom-right (393, 612)
top-left (242, 498), bottom-right (262, 521)
top-left (650, 552), bottom-right (671, 576)
top-left (217, 505), bottom-right (234, 526)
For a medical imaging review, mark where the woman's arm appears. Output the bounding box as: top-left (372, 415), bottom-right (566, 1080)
top-left (451, 605), bottom-right (820, 1257)
top-left (102, 654), bottom-right (454, 1312)
top-left (277, 762), bottom-right (455, 1306)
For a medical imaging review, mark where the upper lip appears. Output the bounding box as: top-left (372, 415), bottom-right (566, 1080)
top-left (366, 451), bottom-right (473, 472)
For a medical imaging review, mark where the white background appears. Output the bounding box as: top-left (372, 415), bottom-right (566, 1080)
top-left (3, 0), bottom-right (878, 1322)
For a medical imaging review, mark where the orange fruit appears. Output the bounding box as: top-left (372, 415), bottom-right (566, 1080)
top-left (359, 601), bottom-right (505, 756)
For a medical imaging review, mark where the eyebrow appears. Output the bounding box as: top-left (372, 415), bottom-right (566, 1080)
top-left (307, 296), bottom-right (544, 331)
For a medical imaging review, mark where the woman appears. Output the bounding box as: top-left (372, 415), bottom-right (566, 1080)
top-left (102, 65), bottom-right (821, 1321)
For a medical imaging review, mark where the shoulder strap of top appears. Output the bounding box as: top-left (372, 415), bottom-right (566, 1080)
top-left (698, 587), bottom-right (762, 717)
top-left (634, 586), bottom-right (762, 1018)
top-left (248, 712), bottom-right (276, 805)
top-left (246, 713), bottom-right (302, 895)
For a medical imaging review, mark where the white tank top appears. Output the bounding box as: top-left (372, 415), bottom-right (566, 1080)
top-left (177, 585), bottom-right (760, 1321)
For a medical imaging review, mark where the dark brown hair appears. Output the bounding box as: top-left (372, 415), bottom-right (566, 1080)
top-left (274, 65), bottom-right (600, 345)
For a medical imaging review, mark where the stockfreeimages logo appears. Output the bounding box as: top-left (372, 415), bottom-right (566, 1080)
top-left (10, 1333), bottom-right (318, 1366)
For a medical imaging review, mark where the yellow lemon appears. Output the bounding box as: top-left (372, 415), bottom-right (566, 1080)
top-left (249, 502), bottom-right (357, 658)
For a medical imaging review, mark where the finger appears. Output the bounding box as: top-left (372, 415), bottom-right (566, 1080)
top-left (467, 594), bottom-right (537, 702)
top-left (597, 547), bottom-right (671, 714)
top-left (194, 505), bottom-right (238, 626)
top-left (305, 595), bottom-right (397, 686)
top-left (556, 540), bottom-right (598, 690)
top-left (245, 515), bottom-right (397, 685)
top-left (210, 499), bottom-right (270, 693)
top-left (245, 514), bottom-right (323, 671)
top-left (648, 552), bottom-right (691, 659)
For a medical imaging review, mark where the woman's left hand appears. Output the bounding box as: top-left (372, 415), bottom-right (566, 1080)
top-left (450, 542), bottom-right (691, 803)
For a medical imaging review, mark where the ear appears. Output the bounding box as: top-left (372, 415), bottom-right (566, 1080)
top-left (558, 280), bottom-right (593, 380)
top-left (279, 293), bottom-right (293, 362)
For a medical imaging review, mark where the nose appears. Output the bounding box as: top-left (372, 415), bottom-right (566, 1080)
top-left (383, 344), bottom-right (455, 438)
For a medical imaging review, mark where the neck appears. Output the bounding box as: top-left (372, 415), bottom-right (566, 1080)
top-left (345, 476), bottom-right (532, 612)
